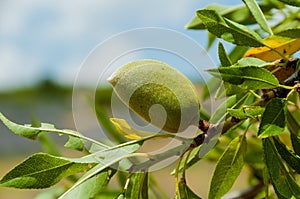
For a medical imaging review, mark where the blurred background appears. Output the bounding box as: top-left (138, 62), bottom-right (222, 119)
top-left (0, 0), bottom-right (246, 198)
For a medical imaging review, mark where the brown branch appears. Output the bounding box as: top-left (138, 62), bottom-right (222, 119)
top-left (190, 118), bottom-right (242, 148)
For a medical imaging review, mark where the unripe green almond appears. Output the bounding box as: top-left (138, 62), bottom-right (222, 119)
top-left (108, 59), bottom-right (200, 133)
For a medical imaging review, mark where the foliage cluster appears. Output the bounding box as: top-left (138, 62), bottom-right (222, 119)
top-left (1, 0), bottom-right (300, 198)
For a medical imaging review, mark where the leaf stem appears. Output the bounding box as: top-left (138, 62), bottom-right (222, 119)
top-left (175, 153), bottom-right (184, 196)
top-left (249, 90), bottom-right (261, 99)
top-left (182, 148), bottom-right (193, 180)
top-left (128, 143), bottom-right (189, 172)
top-left (47, 128), bottom-right (109, 148)
top-left (278, 84), bottom-right (294, 90)
top-left (100, 133), bottom-right (177, 153)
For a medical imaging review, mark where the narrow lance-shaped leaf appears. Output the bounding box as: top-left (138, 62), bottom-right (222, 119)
top-left (207, 66), bottom-right (279, 90)
top-left (243, 0), bottom-right (273, 35)
top-left (291, 133), bottom-right (300, 156)
top-left (0, 113), bottom-right (89, 150)
top-left (186, 4), bottom-right (242, 30)
top-left (127, 172), bottom-right (148, 199)
top-left (171, 145), bottom-right (202, 175)
top-left (277, 28), bottom-right (300, 38)
top-left (59, 171), bottom-right (110, 199)
top-left (258, 98), bottom-right (287, 138)
top-left (218, 42), bottom-right (232, 67)
top-left (185, 16), bottom-right (205, 30)
top-left (224, 17), bottom-right (261, 41)
top-left (176, 178), bottom-right (202, 199)
top-left (210, 95), bottom-right (237, 123)
top-left (187, 3), bottom-right (262, 30)
top-left (0, 153), bottom-right (91, 189)
top-left (287, 110), bottom-right (300, 137)
top-left (208, 135), bottom-right (247, 199)
top-left (277, 0), bottom-right (300, 7)
top-left (212, 92), bottom-right (252, 123)
top-left (59, 142), bottom-right (141, 198)
top-left (197, 9), bottom-right (264, 47)
top-left (273, 138), bottom-right (300, 174)
top-left (216, 81), bottom-right (250, 98)
top-left (202, 77), bottom-right (222, 100)
top-left (58, 152), bottom-right (142, 199)
top-left (229, 46), bottom-right (250, 64)
top-left (207, 32), bottom-right (217, 51)
top-left (35, 187), bottom-right (65, 199)
top-left (263, 138), bottom-right (300, 198)
top-left (95, 105), bottom-right (126, 143)
top-left (63, 130), bottom-right (86, 151)
top-left (227, 106), bottom-right (265, 119)
top-left (233, 57), bottom-right (266, 67)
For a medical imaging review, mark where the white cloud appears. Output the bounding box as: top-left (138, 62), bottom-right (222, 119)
top-left (0, 0), bottom-right (203, 90)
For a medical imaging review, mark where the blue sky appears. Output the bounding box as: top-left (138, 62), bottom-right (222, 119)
top-left (0, 0), bottom-right (240, 90)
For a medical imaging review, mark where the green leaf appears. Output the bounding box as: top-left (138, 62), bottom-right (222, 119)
top-left (263, 138), bottom-right (300, 198)
top-left (233, 57), bottom-right (266, 67)
top-left (186, 4), bottom-right (258, 30)
top-left (35, 187), bottom-right (65, 199)
top-left (59, 155), bottom-right (130, 198)
top-left (95, 105), bottom-right (126, 143)
top-left (207, 66), bottom-right (279, 90)
top-left (210, 95), bottom-right (237, 123)
top-left (262, 166), bottom-right (270, 198)
top-left (171, 145), bottom-right (202, 175)
top-left (287, 111), bottom-right (300, 136)
top-left (277, 28), bottom-right (300, 38)
top-left (201, 77), bottom-right (222, 100)
top-left (211, 93), bottom-right (251, 123)
top-left (176, 178), bottom-right (202, 199)
top-left (64, 130), bottom-right (86, 151)
top-left (216, 82), bottom-right (247, 98)
top-left (291, 133), bottom-right (300, 156)
top-left (91, 143), bottom-right (141, 169)
top-left (227, 106), bottom-right (265, 119)
top-left (59, 143), bottom-right (141, 198)
top-left (185, 16), bottom-right (205, 29)
top-left (197, 9), bottom-right (264, 47)
top-left (59, 171), bottom-right (110, 199)
top-left (186, 4), bottom-right (239, 30)
top-left (0, 112), bottom-right (101, 149)
top-left (273, 138), bottom-right (300, 174)
top-left (218, 42), bottom-right (232, 67)
top-left (0, 112), bottom-right (46, 139)
top-left (277, 0), bottom-right (300, 7)
top-left (0, 153), bottom-right (90, 189)
top-left (127, 172), bottom-right (148, 199)
top-left (228, 46), bottom-right (249, 64)
top-left (38, 133), bottom-right (61, 156)
top-left (95, 190), bottom-right (120, 199)
top-left (243, 0), bottom-right (273, 35)
top-left (258, 98), bottom-right (287, 138)
top-left (207, 32), bottom-right (217, 51)
top-left (215, 57), bottom-right (262, 99)
top-left (224, 17), bottom-right (262, 40)
top-left (208, 135), bottom-right (247, 199)
top-left (244, 137), bottom-right (264, 166)
top-left (203, 48), bottom-right (247, 103)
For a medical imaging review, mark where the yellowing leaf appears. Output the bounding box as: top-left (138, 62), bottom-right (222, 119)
top-left (244, 35), bottom-right (300, 61)
top-left (110, 118), bottom-right (155, 140)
